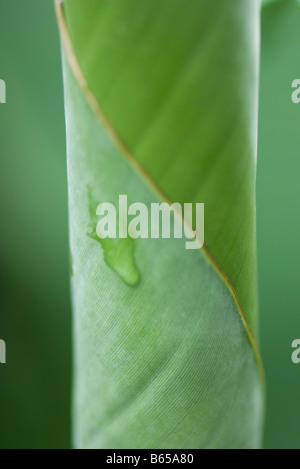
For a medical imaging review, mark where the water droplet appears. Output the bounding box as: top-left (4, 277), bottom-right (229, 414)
top-left (87, 187), bottom-right (140, 287)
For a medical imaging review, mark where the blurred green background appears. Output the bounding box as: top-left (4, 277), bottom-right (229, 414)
top-left (0, 0), bottom-right (299, 449)
top-left (258, 0), bottom-right (300, 449)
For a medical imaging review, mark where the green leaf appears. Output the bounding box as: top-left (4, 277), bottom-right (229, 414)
top-left (57, 0), bottom-right (264, 449)
top-left (261, 0), bottom-right (299, 7)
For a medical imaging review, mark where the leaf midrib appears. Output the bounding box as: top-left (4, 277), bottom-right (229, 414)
top-left (55, 0), bottom-right (264, 383)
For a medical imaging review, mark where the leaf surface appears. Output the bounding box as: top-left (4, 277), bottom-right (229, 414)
top-left (57, 0), bottom-right (264, 449)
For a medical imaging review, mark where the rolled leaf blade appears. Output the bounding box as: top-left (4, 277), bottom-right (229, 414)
top-left (57, 0), bottom-right (264, 449)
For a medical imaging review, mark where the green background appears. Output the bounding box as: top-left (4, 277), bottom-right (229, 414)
top-left (0, 0), bottom-right (299, 449)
